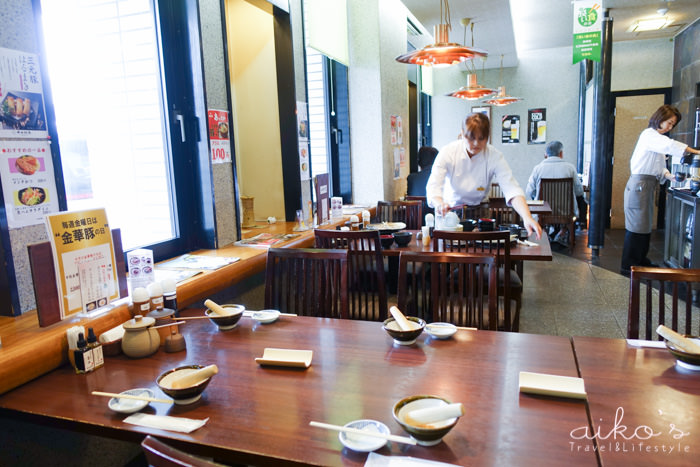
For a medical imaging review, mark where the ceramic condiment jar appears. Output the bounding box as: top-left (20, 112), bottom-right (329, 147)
top-left (121, 315), bottom-right (160, 358)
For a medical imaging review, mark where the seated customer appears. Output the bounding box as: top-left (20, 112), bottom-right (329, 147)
top-left (426, 112), bottom-right (541, 238)
top-left (407, 146), bottom-right (438, 197)
top-left (525, 140), bottom-right (585, 245)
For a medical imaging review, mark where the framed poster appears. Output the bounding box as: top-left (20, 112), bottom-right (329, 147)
top-left (502, 115), bottom-right (520, 144)
top-left (0, 47), bottom-right (48, 138)
top-left (528, 108), bottom-right (547, 144)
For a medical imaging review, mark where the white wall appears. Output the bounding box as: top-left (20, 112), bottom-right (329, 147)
top-left (429, 37), bottom-right (674, 192)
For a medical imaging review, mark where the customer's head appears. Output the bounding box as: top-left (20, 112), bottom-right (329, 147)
top-left (544, 141), bottom-right (563, 158)
top-left (463, 113), bottom-right (490, 155)
top-left (417, 146), bottom-right (438, 168)
top-left (648, 105), bottom-right (681, 133)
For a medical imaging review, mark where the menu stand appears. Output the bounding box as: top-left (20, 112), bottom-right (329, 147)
top-left (28, 229), bottom-right (127, 327)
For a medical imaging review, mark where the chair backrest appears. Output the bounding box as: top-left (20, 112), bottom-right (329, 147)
top-left (456, 204), bottom-right (489, 221)
top-left (141, 435), bottom-right (223, 467)
top-left (628, 266), bottom-right (700, 340)
top-left (405, 195), bottom-right (432, 218)
top-left (489, 205), bottom-right (520, 226)
top-left (265, 248), bottom-right (349, 319)
top-left (376, 200), bottom-right (422, 230)
top-left (397, 252), bottom-right (497, 329)
top-left (314, 229), bottom-right (387, 321)
top-left (538, 178), bottom-right (574, 224)
top-left (488, 183), bottom-right (503, 199)
top-left (432, 230), bottom-right (515, 330)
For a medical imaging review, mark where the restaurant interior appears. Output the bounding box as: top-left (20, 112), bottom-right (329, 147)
top-left (1, 0), bottom-right (700, 465)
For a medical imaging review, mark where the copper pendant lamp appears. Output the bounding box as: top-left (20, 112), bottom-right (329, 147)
top-left (447, 73), bottom-right (496, 100)
top-left (395, 1), bottom-right (487, 67)
top-left (483, 86), bottom-right (522, 106)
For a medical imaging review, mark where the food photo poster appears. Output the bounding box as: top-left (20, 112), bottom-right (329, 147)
top-left (0, 140), bottom-right (59, 228)
top-left (0, 47), bottom-right (48, 138)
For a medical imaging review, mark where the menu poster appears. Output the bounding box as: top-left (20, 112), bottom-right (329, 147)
top-left (393, 147), bottom-right (401, 179)
top-left (502, 115), bottom-right (520, 144)
top-left (314, 173), bottom-right (330, 224)
top-left (207, 109), bottom-right (231, 164)
top-left (390, 115), bottom-right (397, 145)
top-left (45, 208), bottom-right (119, 318)
top-left (0, 47), bottom-right (48, 138)
top-left (0, 140), bottom-right (59, 228)
top-left (528, 108), bottom-right (547, 145)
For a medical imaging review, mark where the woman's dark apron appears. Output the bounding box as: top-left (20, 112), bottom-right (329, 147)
top-left (624, 174), bottom-right (657, 234)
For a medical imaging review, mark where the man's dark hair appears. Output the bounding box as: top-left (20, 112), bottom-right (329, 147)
top-left (417, 146), bottom-right (438, 168)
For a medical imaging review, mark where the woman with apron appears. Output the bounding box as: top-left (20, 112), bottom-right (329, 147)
top-left (621, 105), bottom-right (700, 275)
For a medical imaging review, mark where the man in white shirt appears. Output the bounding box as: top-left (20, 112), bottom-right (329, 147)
top-left (426, 113), bottom-right (541, 238)
top-left (525, 141), bottom-right (586, 244)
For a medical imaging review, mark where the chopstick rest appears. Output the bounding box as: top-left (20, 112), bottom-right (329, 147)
top-left (123, 413), bottom-right (208, 433)
top-left (518, 371), bottom-right (587, 400)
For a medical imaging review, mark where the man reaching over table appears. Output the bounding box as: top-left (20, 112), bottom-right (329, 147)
top-left (525, 141), bottom-right (585, 245)
top-left (426, 112), bottom-right (542, 239)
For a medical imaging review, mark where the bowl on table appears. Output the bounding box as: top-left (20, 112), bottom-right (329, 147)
top-left (366, 222), bottom-right (407, 235)
top-left (338, 419), bottom-right (391, 452)
top-left (665, 336), bottom-right (700, 371)
top-left (392, 395), bottom-right (460, 446)
top-left (459, 219), bottom-right (477, 232)
top-left (205, 303), bottom-right (244, 330)
top-left (675, 172), bottom-right (687, 182)
top-left (690, 179), bottom-right (700, 194)
top-left (157, 365), bottom-right (214, 405)
top-left (108, 388), bottom-right (155, 414)
top-left (477, 218), bottom-right (496, 232)
top-left (380, 234), bottom-right (395, 249)
top-left (425, 322), bottom-right (457, 339)
top-left (382, 316), bottom-right (426, 345)
top-left (392, 231), bottom-right (412, 247)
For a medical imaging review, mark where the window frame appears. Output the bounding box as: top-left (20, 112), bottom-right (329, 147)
top-left (33, 0), bottom-right (215, 262)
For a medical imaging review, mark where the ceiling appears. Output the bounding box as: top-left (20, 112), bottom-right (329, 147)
top-left (400, 0), bottom-right (700, 69)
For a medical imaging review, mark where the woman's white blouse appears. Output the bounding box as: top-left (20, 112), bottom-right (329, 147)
top-left (629, 128), bottom-right (687, 181)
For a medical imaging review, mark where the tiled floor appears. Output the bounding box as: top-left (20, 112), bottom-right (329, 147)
top-left (518, 228), bottom-right (665, 339)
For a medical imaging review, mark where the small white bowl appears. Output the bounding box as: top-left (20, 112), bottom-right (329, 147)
top-left (108, 388), bottom-right (154, 414)
top-left (253, 309), bottom-right (280, 324)
top-left (338, 419), bottom-right (390, 452)
top-left (425, 323), bottom-right (457, 339)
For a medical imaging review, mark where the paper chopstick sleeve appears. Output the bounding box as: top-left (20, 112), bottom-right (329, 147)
top-left (518, 371), bottom-right (587, 400)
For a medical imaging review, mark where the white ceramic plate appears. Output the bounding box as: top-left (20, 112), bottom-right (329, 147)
top-left (366, 222), bottom-right (406, 232)
top-left (252, 309), bottom-right (280, 324)
top-left (425, 323), bottom-right (457, 339)
top-left (108, 388), bottom-right (154, 414)
top-left (338, 419), bottom-right (390, 452)
top-left (255, 348), bottom-right (313, 368)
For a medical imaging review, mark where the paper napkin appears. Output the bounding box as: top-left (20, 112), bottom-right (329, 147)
top-left (626, 339), bottom-right (667, 349)
top-left (123, 413), bottom-right (209, 433)
top-left (518, 371), bottom-right (587, 400)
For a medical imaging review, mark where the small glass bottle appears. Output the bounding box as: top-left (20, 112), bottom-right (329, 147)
top-left (131, 287), bottom-right (151, 317)
top-left (87, 328), bottom-right (104, 370)
top-left (74, 332), bottom-right (94, 374)
top-left (147, 282), bottom-right (164, 312)
top-left (161, 278), bottom-right (178, 317)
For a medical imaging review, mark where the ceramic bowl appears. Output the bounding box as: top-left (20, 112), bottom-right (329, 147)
top-left (252, 309), bottom-right (281, 324)
top-left (675, 172), bottom-right (687, 182)
top-left (205, 304), bottom-right (244, 330)
top-left (478, 218), bottom-right (496, 232)
top-left (690, 179), bottom-right (700, 193)
top-left (338, 419), bottom-right (390, 452)
top-left (380, 234), bottom-right (394, 249)
top-left (108, 388), bottom-right (154, 413)
top-left (460, 219), bottom-right (477, 232)
top-left (392, 231), bottom-right (412, 247)
top-left (665, 336), bottom-right (700, 371)
top-left (382, 316), bottom-right (426, 345)
top-left (425, 322), bottom-right (457, 339)
top-left (157, 365), bottom-right (213, 405)
top-left (392, 395), bottom-right (459, 446)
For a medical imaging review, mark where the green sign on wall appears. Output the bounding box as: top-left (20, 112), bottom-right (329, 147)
top-left (573, 1), bottom-right (603, 63)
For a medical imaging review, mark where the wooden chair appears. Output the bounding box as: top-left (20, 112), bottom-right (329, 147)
top-left (488, 183), bottom-right (503, 199)
top-left (457, 204), bottom-right (489, 221)
top-left (489, 204), bottom-right (521, 226)
top-left (376, 200), bottom-right (422, 230)
top-left (314, 229), bottom-right (388, 321)
top-left (141, 435), bottom-right (224, 467)
top-left (628, 266), bottom-right (700, 340)
top-left (265, 248), bottom-right (349, 319)
top-left (405, 195), bottom-right (432, 218)
top-left (432, 230), bottom-right (522, 332)
top-left (538, 177), bottom-right (576, 250)
top-left (397, 252), bottom-right (497, 329)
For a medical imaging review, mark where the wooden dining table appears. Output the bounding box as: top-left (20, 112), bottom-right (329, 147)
top-left (0, 309), bottom-right (596, 466)
top-left (572, 337), bottom-right (700, 467)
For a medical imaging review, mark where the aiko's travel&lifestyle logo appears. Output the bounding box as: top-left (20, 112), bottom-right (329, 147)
top-left (569, 407), bottom-right (692, 456)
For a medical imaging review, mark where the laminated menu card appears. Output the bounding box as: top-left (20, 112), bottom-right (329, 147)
top-left (45, 208), bottom-right (119, 318)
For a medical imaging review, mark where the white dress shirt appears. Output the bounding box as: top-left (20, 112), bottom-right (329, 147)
top-left (426, 139), bottom-right (525, 207)
top-left (630, 128), bottom-right (687, 181)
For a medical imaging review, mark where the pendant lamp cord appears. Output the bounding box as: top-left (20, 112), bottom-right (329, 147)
top-left (441, 0), bottom-right (451, 31)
